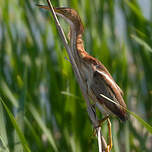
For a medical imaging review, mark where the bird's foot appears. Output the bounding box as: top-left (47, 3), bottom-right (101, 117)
top-left (93, 115), bottom-right (109, 135)
top-left (93, 117), bottom-right (112, 152)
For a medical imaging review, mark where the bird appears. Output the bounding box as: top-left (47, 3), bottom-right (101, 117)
top-left (37, 5), bottom-right (128, 151)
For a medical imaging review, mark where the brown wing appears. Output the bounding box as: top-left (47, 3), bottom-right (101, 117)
top-left (90, 69), bottom-right (128, 121)
top-left (96, 63), bottom-right (124, 96)
top-left (83, 56), bottom-right (124, 95)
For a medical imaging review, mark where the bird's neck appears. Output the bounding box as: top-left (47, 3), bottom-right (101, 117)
top-left (76, 34), bottom-right (88, 58)
top-left (69, 27), bottom-right (88, 61)
top-left (69, 27), bottom-right (92, 81)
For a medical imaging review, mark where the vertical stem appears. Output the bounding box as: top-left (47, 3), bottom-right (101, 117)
top-left (97, 127), bottom-right (102, 152)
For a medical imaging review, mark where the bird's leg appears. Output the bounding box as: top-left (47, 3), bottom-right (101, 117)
top-left (94, 116), bottom-right (112, 152)
top-left (93, 115), bottom-right (109, 136)
top-left (98, 115), bottom-right (109, 126)
top-left (104, 118), bottom-right (112, 152)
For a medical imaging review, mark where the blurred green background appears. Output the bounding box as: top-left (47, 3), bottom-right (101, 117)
top-left (0, 0), bottom-right (152, 151)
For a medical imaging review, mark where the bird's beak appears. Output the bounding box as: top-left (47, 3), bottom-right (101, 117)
top-left (36, 4), bottom-right (50, 11)
top-left (36, 4), bottom-right (63, 15)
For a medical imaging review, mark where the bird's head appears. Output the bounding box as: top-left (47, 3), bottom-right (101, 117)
top-left (37, 5), bottom-right (84, 34)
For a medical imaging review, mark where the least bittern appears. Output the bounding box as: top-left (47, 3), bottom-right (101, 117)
top-left (38, 5), bottom-right (128, 152)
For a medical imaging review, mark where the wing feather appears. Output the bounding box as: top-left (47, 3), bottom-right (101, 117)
top-left (90, 69), bottom-right (127, 121)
